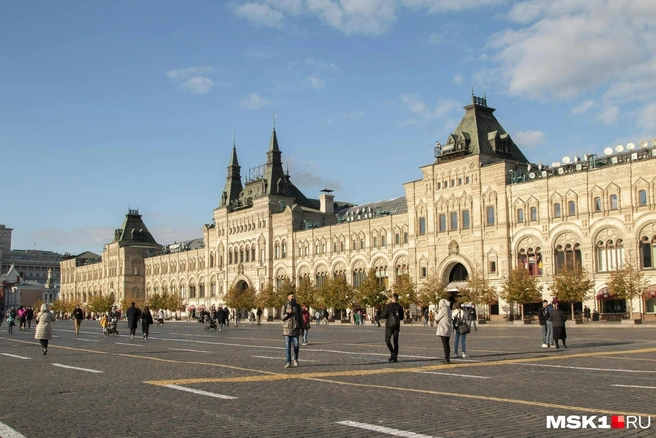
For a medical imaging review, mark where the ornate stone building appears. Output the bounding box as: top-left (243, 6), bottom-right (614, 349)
top-left (59, 97), bottom-right (656, 319)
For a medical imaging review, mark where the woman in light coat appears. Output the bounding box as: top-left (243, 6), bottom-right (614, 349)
top-left (434, 298), bottom-right (453, 364)
top-left (35, 303), bottom-right (55, 355)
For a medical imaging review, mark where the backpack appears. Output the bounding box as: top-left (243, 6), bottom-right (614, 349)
top-left (388, 306), bottom-right (400, 326)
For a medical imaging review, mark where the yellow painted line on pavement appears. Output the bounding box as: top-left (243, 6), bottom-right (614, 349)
top-left (144, 346), bottom-right (656, 386)
top-left (303, 377), bottom-right (656, 418)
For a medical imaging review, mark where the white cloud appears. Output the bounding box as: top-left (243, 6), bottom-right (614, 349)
top-left (229, 0), bottom-right (499, 36)
top-left (453, 74), bottom-right (463, 85)
top-left (165, 66), bottom-right (215, 80)
top-left (239, 93), bottom-right (272, 110)
top-left (342, 110), bottom-right (364, 120)
top-left (514, 129), bottom-right (545, 148)
top-left (180, 77), bottom-right (215, 95)
top-left (595, 106), bottom-right (619, 125)
top-left (244, 48), bottom-right (278, 59)
top-left (401, 0), bottom-right (506, 13)
top-left (399, 94), bottom-right (457, 120)
top-left (303, 75), bottom-right (327, 89)
top-left (571, 100), bottom-right (596, 115)
top-left (166, 66), bottom-right (221, 95)
top-left (305, 58), bottom-right (340, 71)
top-left (487, 0), bottom-right (656, 105)
top-left (638, 102), bottom-right (656, 132)
top-left (230, 2), bottom-right (285, 28)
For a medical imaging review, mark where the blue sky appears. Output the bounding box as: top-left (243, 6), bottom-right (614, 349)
top-left (2, 0), bottom-right (656, 256)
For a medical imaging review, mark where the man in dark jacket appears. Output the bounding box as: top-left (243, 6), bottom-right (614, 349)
top-left (282, 293), bottom-right (303, 368)
top-left (72, 304), bottom-right (84, 335)
top-left (537, 300), bottom-right (550, 347)
top-left (125, 302), bottom-right (141, 339)
top-left (548, 303), bottom-right (567, 348)
top-left (380, 293), bottom-right (404, 362)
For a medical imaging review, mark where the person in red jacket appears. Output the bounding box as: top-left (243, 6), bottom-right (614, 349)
top-left (301, 305), bottom-right (311, 346)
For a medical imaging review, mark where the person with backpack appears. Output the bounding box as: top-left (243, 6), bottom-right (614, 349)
top-left (452, 303), bottom-right (470, 358)
top-left (380, 293), bottom-right (404, 362)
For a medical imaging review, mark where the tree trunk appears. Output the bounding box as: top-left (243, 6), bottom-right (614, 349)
top-left (571, 302), bottom-right (575, 322)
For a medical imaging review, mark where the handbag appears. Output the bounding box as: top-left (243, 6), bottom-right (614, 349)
top-left (459, 321), bottom-right (471, 334)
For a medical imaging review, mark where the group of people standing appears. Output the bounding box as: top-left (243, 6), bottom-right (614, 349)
top-left (2, 306), bottom-right (35, 332)
top-left (538, 300), bottom-right (567, 348)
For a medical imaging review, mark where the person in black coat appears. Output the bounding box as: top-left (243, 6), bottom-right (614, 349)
top-left (548, 303), bottom-right (567, 348)
top-left (380, 293), bottom-right (404, 362)
top-left (216, 307), bottom-right (227, 331)
top-left (141, 306), bottom-right (154, 339)
top-left (125, 302), bottom-right (141, 339)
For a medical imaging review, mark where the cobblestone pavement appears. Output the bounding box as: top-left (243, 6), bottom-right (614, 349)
top-left (1, 320), bottom-right (655, 437)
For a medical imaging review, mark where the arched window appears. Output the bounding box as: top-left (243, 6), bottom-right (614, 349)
top-left (518, 247), bottom-right (543, 276)
top-left (568, 201), bottom-right (576, 216)
top-left (554, 243), bottom-right (582, 273)
top-left (275, 243), bottom-right (280, 259)
top-left (639, 235), bottom-right (656, 269)
top-left (638, 190), bottom-right (647, 206)
top-left (596, 239), bottom-right (624, 272)
top-left (553, 203), bottom-right (561, 218)
top-left (530, 206), bottom-right (538, 221)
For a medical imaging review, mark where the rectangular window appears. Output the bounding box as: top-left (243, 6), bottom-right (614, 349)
top-left (610, 194), bottom-right (618, 210)
top-left (419, 217), bottom-right (426, 235)
top-left (373, 237), bottom-right (378, 248)
top-left (421, 267), bottom-right (427, 277)
top-left (439, 214), bottom-right (446, 232)
top-left (334, 243), bottom-right (337, 253)
top-left (382, 236), bottom-right (386, 247)
top-left (341, 241), bottom-right (345, 251)
top-left (554, 203), bottom-right (561, 218)
top-left (639, 190), bottom-right (647, 206)
top-left (462, 210), bottom-right (470, 229)
top-left (568, 201), bottom-right (576, 216)
top-left (360, 239), bottom-right (364, 249)
top-left (395, 233), bottom-right (400, 245)
top-left (404, 232), bottom-right (408, 244)
top-left (594, 197), bottom-right (602, 212)
top-left (642, 242), bottom-right (654, 268)
top-left (530, 207), bottom-right (537, 221)
top-left (489, 261), bottom-right (497, 274)
top-left (486, 206), bottom-right (495, 225)
top-left (450, 212), bottom-right (458, 230)
top-left (517, 209), bottom-right (524, 223)
top-left (352, 239), bottom-right (357, 250)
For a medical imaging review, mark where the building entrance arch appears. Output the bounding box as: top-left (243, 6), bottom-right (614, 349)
top-left (448, 263), bottom-right (469, 283)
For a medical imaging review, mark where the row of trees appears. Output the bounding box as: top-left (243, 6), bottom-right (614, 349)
top-left (499, 261), bottom-right (648, 320)
top-left (48, 261), bottom-right (648, 319)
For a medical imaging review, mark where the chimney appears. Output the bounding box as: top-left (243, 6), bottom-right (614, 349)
top-left (319, 189), bottom-right (334, 214)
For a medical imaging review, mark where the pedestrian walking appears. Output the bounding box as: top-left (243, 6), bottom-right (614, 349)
top-left (157, 309), bottom-right (165, 326)
top-left (17, 306), bottom-right (26, 331)
top-left (468, 305), bottom-right (478, 331)
top-left (256, 307), bottom-right (262, 325)
top-left (375, 308), bottom-right (381, 327)
top-left (72, 304), bottom-right (84, 335)
top-left (126, 302), bottom-right (141, 339)
top-left (141, 306), bottom-right (154, 339)
top-left (380, 293), bottom-right (404, 362)
top-left (217, 306), bottom-right (227, 331)
top-left (537, 300), bottom-right (550, 347)
top-left (315, 310), bottom-right (321, 326)
top-left (545, 301), bottom-right (554, 347)
top-left (301, 305), bottom-right (311, 345)
top-left (7, 308), bottom-right (16, 333)
top-left (423, 308), bottom-right (429, 326)
top-left (35, 303), bottom-right (55, 355)
top-left (282, 293), bottom-right (302, 368)
top-left (435, 298), bottom-right (453, 364)
top-left (26, 307), bottom-right (34, 329)
top-left (548, 303), bottom-right (567, 348)
top-left (452, 303), bottom-right (469, 358)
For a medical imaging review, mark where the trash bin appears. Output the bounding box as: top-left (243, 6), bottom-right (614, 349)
top-left (592, 311), bottom-right (599, 321)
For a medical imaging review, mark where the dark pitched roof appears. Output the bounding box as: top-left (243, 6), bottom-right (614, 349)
top-left (112, 210), bottom-right (159, 247)
top-left (437, 96), bottom-right (528, 164)
top-left (336, 197), bottom-right (407, 222)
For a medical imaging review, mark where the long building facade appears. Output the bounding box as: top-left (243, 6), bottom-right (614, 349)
top-left (59, 97), bottom-right (656, 320)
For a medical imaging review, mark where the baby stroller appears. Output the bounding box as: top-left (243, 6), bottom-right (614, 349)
top-left (204, 317), bottom-right (217, 331)
top-left (106, 317), bottom-right (119, 336)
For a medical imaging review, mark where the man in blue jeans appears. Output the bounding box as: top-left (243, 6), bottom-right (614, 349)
top-left (282, 293), bottom-right (302, 368)
top-left (538, 300), bottom-right (554, 347)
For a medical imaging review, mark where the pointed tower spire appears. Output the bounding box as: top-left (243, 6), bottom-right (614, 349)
top-left (220, 136), bottom-right (243, 208)
top-left (263, 121), bottom-right (289, 197)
